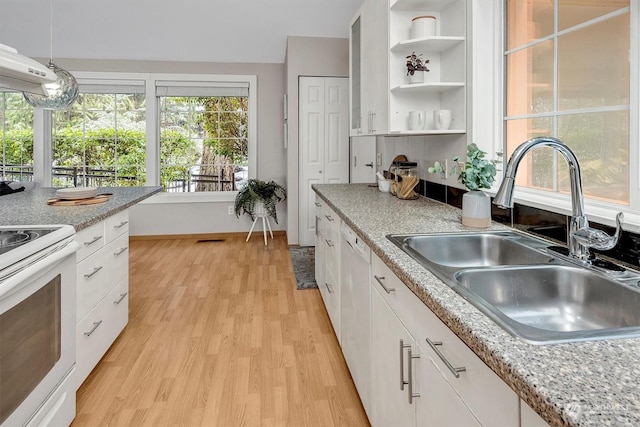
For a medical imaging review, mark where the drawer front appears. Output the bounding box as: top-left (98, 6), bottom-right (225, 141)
top-left (76, 278), bottom-right (128, 389)
top-left (371, 254), bottom-right (416, 321)
top-left (106, 233), bottom-right (129, 285)
top-left (323, 268), bottom-right (341, 341)
top-left (105, 210), bottom-right (129, 243)
top-left (77, 248), bottom-right (109, 321)
top-left (76, 221), bottom-right (105, 261)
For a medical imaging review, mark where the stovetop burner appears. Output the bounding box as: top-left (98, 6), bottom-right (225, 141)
top-left (0, 228), bottom-right (56, 257)
top-left (0, 230), bottom-right (39, 248)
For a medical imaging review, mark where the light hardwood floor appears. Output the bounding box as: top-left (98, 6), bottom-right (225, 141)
top-left (72, 234), bottom-right (369, 426)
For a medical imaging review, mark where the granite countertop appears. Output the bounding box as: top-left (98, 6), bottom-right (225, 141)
top-left (313, 183), bottom-right (640, 427)
top-left (0, 186), bottom-right (161, 230)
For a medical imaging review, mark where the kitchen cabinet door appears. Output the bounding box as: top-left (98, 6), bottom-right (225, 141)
top-left (415, 340), bottom-right (481, 427)
top-left (314, 195), bottom-right (325, 294)
top-left (370, 284), bottom-right (416, 427)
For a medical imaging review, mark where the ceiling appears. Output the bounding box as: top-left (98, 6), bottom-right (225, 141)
top-left (0, 0), bottom-right (362, 64)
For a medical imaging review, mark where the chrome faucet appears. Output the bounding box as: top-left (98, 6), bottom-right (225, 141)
top-left (493, 136), bottom-right (623, 262)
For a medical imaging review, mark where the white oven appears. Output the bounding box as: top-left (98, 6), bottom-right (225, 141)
top-left (0, 225), bottom-right (79, 427)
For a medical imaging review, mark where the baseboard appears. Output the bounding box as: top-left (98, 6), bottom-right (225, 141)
top-left (130, 230), bottom-right (287, 241)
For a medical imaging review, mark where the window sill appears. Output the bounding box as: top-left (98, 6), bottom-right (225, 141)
top-left (139, 191), bottom-right (238, 204)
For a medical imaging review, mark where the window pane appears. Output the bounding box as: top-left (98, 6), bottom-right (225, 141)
top-left (1, 93), bottom-right (33, 182)
top-left (558, 111), bottom-right (629, 204)
top-left (506, 40), bottom-right (554, 116)
top-left (53, 91), bottom-right (146, 188)
top-left (559, 0), bottom-right (629, 30)
top-left (558, 13), bottom-right (630, 110)
top-left (159, 95), bottom-right (248, 193)
top-left (506, 0), bottom-right (554, 49)
top-left (506, 117), bottom-right (554, 190)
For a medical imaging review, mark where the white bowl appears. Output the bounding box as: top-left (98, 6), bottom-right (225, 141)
top-left (378, 180), bottom-right (391, 193)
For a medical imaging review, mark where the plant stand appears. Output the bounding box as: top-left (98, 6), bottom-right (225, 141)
top-left (245, 202), bottom-right (274, 245)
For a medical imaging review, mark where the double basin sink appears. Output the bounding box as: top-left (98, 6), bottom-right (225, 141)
top-left (387, 230), bottom-right (640, 344)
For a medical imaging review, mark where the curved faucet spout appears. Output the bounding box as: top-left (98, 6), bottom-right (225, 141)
top-left (493, 137), bottom-right (593, 260)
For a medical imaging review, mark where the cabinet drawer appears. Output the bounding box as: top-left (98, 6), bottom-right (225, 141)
top-left (105, 210), bottom-right (129, 243)
top-left (76, 278), bottom-right (128, 389)
top-left (405, 289), bottom-right (519, 425)
top-left (322, 268), bottom-right (341, 341)
top-left (77, 248), bottom-right (109, 321)
top-left (371, 254), bottom-right (417, 323)
top-left (75, 221), bottom-right (105, 262)
top-left (106, 233), bottom-right (129, 285)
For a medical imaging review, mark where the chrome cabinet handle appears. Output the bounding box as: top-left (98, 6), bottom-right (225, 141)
top-left (407, 348), bottom-right (421, 404)
top-left (315, 216), bottom-right (319, 236)
top-left (114, 220), bottom-right (129, 229)
top-left (325, 239), bottom-right (335, 248)
top-left (325, 282), bottom-right (333, 294)
top-left (114, 246), bottom-right (128, 256)
top-left (114, 292), bottom-right (128, 305)
top-left (400, 339), bottom-right (410, 390)
top-left (84, 265), bottom-right (103, 279)
top-left (365, 162), bottom-right (374, 168)
top-left (84, 320), bottom-right (103, 337)
top-left (374, 275), bottom-right (395, 293)
top-left (325, 215), bottom-right (334, 222)
top-left (314, 202), bottom-right (321, 207)
top-left (83, 235), bottom-right (102, 246)
top-left (426, 338), bottom-right (466, 378)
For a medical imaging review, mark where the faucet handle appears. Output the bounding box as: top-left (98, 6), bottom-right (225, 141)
top-left (572, 212), bottom-right (624, 251)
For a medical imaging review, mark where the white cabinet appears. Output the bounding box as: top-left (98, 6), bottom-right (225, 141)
top-left (350, 1), bottom-right (389, 136)
top-left (370, 267), bottom-right (480, 427)
top-left (521, 400), bottom-right (550, 427)
top-left (370, 253), bottom-right (519, 426)
top-left (351, 0), bottom-right (467, 135)
top-left (315, 200), bottom-right (341, 339)
top-left (75, 209), bottom-right (130, 389)
top-left (370, 284), bottom-right (417, 427)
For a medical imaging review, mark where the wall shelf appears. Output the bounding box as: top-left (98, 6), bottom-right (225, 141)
top-left (391, 82), bottom-right (464, 93)
top-left (390, 0), bottom-right (457, 11)
top-left (391, 36), bottom-right (464, 53)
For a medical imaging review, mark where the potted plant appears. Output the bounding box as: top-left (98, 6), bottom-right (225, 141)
top-left (406, 52), bottom-right (430, 84)
top-left (234, 179), bottom-right (287, 224)
top-left (428, 143), bottom-right (501, 228)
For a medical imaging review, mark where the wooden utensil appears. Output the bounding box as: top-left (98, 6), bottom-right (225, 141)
top-left (47, 193), bottom-right (113, 206)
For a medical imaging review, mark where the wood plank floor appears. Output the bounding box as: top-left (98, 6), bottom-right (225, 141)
top-left (72, 234), bottom-right (369, 426)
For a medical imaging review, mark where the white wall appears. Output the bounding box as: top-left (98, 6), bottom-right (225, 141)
top-left (51, 58), bottom-right (286, 237)
top-left (285, 36), bottom-right (350, 245)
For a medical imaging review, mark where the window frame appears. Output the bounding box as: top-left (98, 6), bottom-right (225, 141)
top-left (37, 71), bottom-right (257, 203)
top-left (474, 0), bottom-right (640, 232)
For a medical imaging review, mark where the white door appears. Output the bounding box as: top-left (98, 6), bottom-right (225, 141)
top-left (299, 76), bottom-right (349, 246)
top-left (350, 135), bottom-right (376, 183)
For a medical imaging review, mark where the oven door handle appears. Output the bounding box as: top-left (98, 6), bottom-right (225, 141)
top-left (0, 240), bottom-right (80, 301)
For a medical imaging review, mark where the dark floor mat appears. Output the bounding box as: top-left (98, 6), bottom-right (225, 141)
top-left (289, 246), bottom-right (318, 289)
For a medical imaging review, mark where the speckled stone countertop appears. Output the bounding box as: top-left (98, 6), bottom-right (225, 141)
top-left (313, 183), bottom-right (640, 427)
top-left (0, 186), bottom-right (161, 230)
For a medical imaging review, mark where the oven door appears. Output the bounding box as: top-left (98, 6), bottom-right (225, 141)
top-left (0, 240), bottom-right (79, 426)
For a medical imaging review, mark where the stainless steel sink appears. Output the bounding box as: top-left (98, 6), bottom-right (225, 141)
top-left (455, 265), bottom-right (640, 343)
top-left (391, 231), bottom-right (553, 268)
top-left (387, 230), bottom-right (640, 344)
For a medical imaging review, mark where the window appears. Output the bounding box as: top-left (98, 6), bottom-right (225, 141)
top-left (157, 81), bottom-right (249, 192)
top-left (0, 92), bottom-right (33, 181)
top-left (504, 1), bottom-right (631, 205)
top-left (51, 81), bottom-right (146, 187)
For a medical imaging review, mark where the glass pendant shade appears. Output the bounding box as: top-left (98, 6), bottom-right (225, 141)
top-left (23, 61), bottom-right (78, 109)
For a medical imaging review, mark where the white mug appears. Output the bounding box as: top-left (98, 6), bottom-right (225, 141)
top-left (408, 110), bottom-right (426, 130)
top-left (433, 109), bottom-right (452, 130)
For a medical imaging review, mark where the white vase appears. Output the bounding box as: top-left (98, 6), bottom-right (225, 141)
top-left (461, 190), bottom-right (492, 228)
top-left (407, 71), bottom-right (425, 84)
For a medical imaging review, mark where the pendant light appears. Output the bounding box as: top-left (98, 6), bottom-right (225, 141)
top-left (23, 0), bottom-right (78, 109)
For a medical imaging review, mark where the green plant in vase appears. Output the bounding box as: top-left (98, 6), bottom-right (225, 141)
top-left (234, 179), bottom-right (287, 224)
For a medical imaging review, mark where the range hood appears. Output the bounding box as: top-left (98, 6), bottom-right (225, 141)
top-left (0, 43), bottom-right (55, 96)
